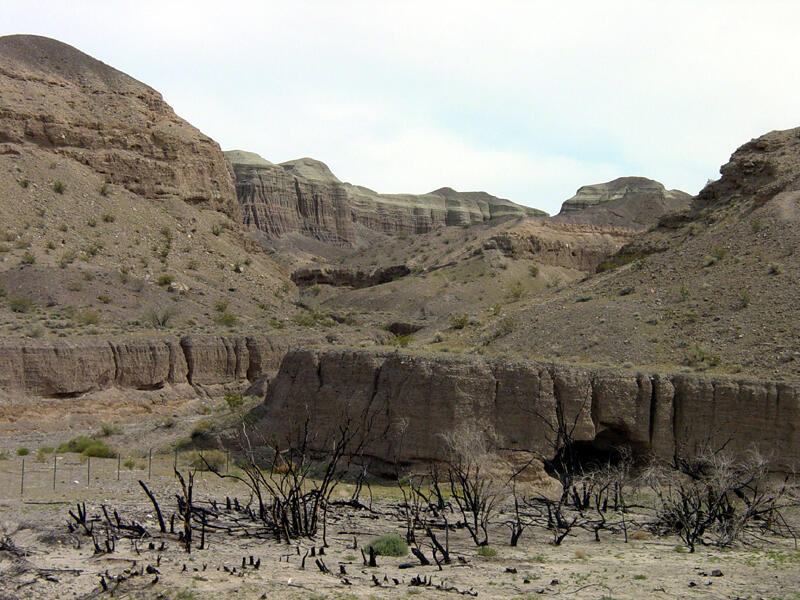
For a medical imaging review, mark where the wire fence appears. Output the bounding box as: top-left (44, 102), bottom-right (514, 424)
top-left (0, 448), bottom-right (232, 499)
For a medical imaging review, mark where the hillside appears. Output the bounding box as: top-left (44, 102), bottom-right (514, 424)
top-left (459, 127), bottom-right (800, 379)
top-left (0, 35), bottom-right (297, 338)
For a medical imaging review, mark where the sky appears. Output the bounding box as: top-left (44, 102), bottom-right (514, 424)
top-left (3, 1), bottom-right (800, 215)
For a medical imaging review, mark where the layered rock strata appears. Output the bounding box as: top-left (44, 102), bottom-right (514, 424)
top-left (227, 150), bottom-right (545, 246)
top-left (257, 349), bottom-right (800, 470)
top-left (553, 176), bottom-right (691, 230)
top-left (291, 265), bottom-right (411, 289)
top-left (0, 335), bottom-right (292, 401)
top-left (0, 35), bottom-right (238, 218)
top-left (480, 222), bottom-right (634, 272)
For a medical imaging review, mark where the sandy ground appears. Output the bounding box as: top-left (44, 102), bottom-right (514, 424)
top-left (1, 451), bottom-right (799, 600)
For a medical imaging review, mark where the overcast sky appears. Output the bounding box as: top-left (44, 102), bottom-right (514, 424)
top-left (4, 1), bottom-right (800, 214)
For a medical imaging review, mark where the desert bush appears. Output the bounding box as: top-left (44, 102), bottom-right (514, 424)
top-left (53, 180), bottom-right (64, 194)
top-left (391, 333), bottom-right (413, 348)
top-left (211, 224), bottom-right (222, 236)
top-left (76, 309), bottom-right (99, 326)
top-left (191, 419), bottom-right (214, 438)
top-left (643, 449), bottom-right (798, 552)
top-left (449, 313), bottom-right (468, 330)
top-left (476, 546), bottom-right (497, 557)
top-left (442, 424), bottom-right (505, 546)
top-left (769, 262), bottom-right (783, 275)
top-left (102, 213), bottom-right (115, 223)
top-left (87, 218), bottom-right (96, 227)
top-left (214, 311), bottom-right (237, 327)
top-left (225, 393), bottom-right (244, 412)
top-left (364, 534), bottom-right (408, 557)
top-left (529, 265), bottom-right (539, 277)
top-left (123, 458), bottom-right (136, 470)
top-left (16, 447), bottom-right (30, 456)
top-left (56, 436), bottom-right (115, 458)
top-left (98, 423), bottom-right (122, 437)
top-left (506, 281), bottom-right (525, 301)
top-left (156, 274), bottom-right (173, 286)
top-left (8, 297), bottom-right (34, 313)
top-left (683, 345), bottom-right (720, 370)
top-left (20, 251), bottom-right (35, 265)
top-left (146, 307), bottom-right (172, 328)
top-left (189, 449), bottom-right (226, 472)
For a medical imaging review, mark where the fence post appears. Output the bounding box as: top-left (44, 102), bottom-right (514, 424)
top-left (148, 448), bottom-right (152, 479)
top-left (174, 448), bottom-right (178, 471)
top-left (53, 455), bottom-right (57, 491)
top-left (87, 456), bottom-right (91, 487)
top-left (20, 458), bottom-right (24, 496)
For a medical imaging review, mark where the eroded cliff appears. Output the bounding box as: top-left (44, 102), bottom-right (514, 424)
top-left (255, 349), bottom-right (800, 470)
top-left (227, 150), bottom-right (545, 246)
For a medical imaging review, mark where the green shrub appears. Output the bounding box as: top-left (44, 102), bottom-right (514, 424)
top-left (146, 307), bottom-right (173, 328)
top-left (20, 251), bottom-right (36, 265)
top-left (191, 419), bottom-right (214, 438)
top-left (8, 297), bottom-right (34, 313)
top-left (214, 311), bottom-right (237, 327)
top-left (56, 436), bottom-right (115, 458)
top-left (87, 218), bottom-right (97, 228)
top-left (19, 179), bottom-right (29, 188)
top-left (529, 265), bottom-right (539, 277)
top-left (17, 447), bottom-right (30, 456)
top-left (157, 274), bottom-right (173, 286)
top-left (102, 213), bottom-right (115, 223)
top-left (364, 534), bottom-right (408, 557)
top-left (99, 184), bottom-right (109, 197)
top-left (225, 394), bottom-right (244, 411)
top-left (449, 314), bottom-right (468, 330)
top-left (188, 449), bottom-right (226, 472)
top-left (391, 333), bottom-right (413, 348)
top-left (506, 281), bottom-right (525, 301)
top-left (123, 458), bottom-right (136, 470)
top-left (769, 262), bottom-right (783, 275)
top-left (53, 180), bottom-right (65, 194)
top-left (76, 309), bottom-right (99, 326)
top-left (98, 423), bottom-right (122, 437)
top-left (477, 546), bottom-right (497, 557)
top-left (211, 224), bottom-right (222, 236)
top-left (596, 251), bottom-right (646, 273)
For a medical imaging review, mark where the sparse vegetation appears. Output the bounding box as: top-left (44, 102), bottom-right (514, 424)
top-left (8, 296), bottom-right (34, 313)
top-left (55, 436), bottom-right (115, 458)
top-left (449, 313), bottom-right (468, 329)
top-left (364, 534), bottom-right (408, 557)
top-left (53, 180), bottom-right (65, 194)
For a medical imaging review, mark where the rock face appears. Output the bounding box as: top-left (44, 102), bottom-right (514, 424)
top-left (0, 335), bottom-right (294, 403)
top-left (256, 349), bottom-right (800, 470)
top-left (694, 126), bottom-right (800, 211)
top-left (480, 221), bottom-right (634, 272)
top-left (0, 35), bottom-right (238, 218)
top-left (291, 265), bottom-right (411, 289)
top-left (553, 177), bottom-right (691, 230)
top-left (227, 150), bottom-right (545, 246)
